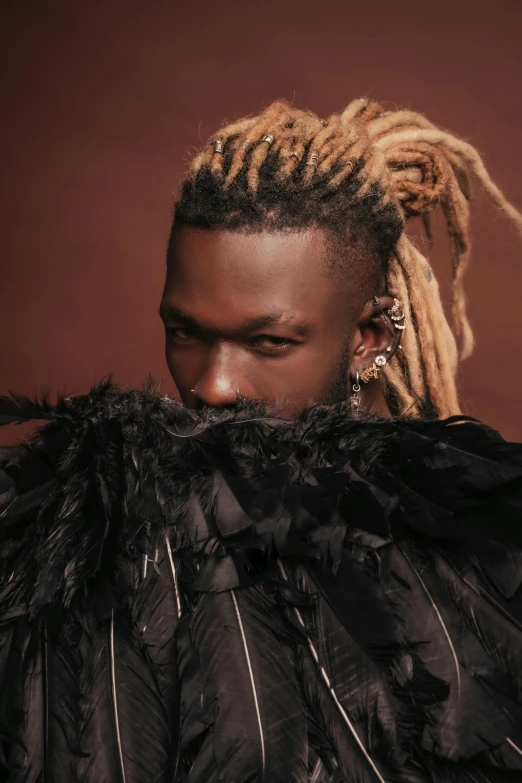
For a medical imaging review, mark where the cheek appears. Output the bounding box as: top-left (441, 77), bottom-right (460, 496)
top-left (165, 343), bottom-right (205, 389)
top-left (254, 341), bottom-right (349, 402)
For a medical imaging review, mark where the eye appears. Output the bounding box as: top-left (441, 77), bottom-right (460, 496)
top-left (250, 335), bottom-right (295, 353)
top-left (166, 326), bottom-right (199, 342)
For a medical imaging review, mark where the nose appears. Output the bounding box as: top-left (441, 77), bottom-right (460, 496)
top-left (190, 345), bottom-right (247, 408)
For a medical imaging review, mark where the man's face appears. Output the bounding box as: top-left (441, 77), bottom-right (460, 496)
top-left (160, 227), bottom-right (361, 414)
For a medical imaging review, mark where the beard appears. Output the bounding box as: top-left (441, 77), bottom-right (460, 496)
top-left (322, 342), bottom-right (351, 405)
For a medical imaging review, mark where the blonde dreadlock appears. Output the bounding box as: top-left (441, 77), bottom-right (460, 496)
top-left (173, 99), bottom-right (522, 419)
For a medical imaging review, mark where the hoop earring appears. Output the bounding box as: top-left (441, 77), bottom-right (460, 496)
top-left (350, 370), bottom-right (361, 414)
top-left (386, 297), bottom-right (408, 332)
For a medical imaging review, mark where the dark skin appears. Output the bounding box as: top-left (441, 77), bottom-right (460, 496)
top-left (160, 227), bottom-right (401, 416)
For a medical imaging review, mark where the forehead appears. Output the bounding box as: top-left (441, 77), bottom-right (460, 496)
top-left (164, 227), bottom-right (349, 326)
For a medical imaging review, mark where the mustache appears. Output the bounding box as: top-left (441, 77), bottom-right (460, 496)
top-left (191, 393), bottom-right (349, 416)
top-left (192, 396), bottom-right (291, 418)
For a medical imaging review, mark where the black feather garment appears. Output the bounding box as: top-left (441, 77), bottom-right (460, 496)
top-left (1, 380), bottom-right (522, 783)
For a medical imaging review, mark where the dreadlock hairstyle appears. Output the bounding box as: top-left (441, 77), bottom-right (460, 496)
top-left (172, 99), bottom-right (522, 418)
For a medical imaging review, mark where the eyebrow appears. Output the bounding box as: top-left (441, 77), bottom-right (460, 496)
top-left (159, 304), bottom-right (196, 325)
top-left (158, 303), bottom-right (312, 336)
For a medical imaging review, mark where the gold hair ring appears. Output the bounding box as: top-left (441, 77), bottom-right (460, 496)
top-left (213, 140), bottom-right (224, 154)
top-left (306, 151), bottom-right (319, 167)
top-left (261, 134), bottom-right (274, 146)
top-left (240, 139), bottom-right (251, 150)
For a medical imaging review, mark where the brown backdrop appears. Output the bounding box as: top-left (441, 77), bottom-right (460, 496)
top-left (1, 0), bottom-right (521, 439)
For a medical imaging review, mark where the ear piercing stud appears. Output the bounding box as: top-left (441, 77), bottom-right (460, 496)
top-left (360, 349), bottom-right (391, 383)
top-left (360, 364), bottom-right (379, 383)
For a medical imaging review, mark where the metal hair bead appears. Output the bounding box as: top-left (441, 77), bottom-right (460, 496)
top-left (261, 134), bottom-right (274, 146)
top-left (213, 139), bottom-right (224, 154)
top-left (240, 139), bottom-right (252, 150)
top-left (306, 151), bottom-right (319, 167)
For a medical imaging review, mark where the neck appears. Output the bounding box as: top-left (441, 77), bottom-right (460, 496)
top-left (363, 382), bottom-right (392, 418)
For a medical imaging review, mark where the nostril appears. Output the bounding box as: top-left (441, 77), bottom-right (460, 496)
top-left (191, 379), bottom-right (240, 409)
top-left (191, 386), bottom-right (239, 410)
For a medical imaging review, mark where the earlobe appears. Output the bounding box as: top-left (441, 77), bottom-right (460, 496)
top-left (360, 354), bottom-right (388, 383)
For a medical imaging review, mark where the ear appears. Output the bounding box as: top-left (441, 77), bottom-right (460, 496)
top-left (349, 296), bottom-right (402, 379)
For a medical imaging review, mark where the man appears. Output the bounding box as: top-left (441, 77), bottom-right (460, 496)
top-left (1, 98), bottom-right (522, 782)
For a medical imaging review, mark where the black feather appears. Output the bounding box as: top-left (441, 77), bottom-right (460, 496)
top-left (1, 381), bottom-right (522, 782)
top-left (0, 390), bottom-right (55, 426)
top-left (178, 585), bottom-right (309, 781)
